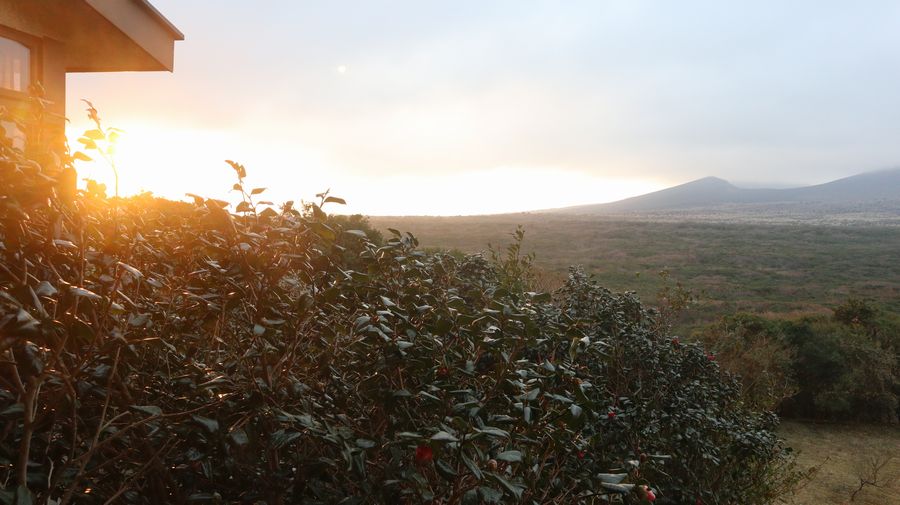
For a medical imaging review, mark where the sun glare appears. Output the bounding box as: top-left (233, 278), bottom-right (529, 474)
top-left (65, 120), bottom-right (662, 214)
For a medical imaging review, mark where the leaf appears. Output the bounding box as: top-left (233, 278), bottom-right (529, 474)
top-left (230, 430), bottom-right (249, 446)
top-left (344, 229), bottom-right (368, 239)
top-left (597, 473), bottom-right (628, 484)
top-left (117, 262), bottom-right (143, 279)
top-left (128, 313), bottom-right (150, 327)
top-left (436, 460), bottom-right (457, 480)
top-left (225, 160), bottom-right (246, 179)
top-left (324, 196), bottom-right (346, 205)
top-left (312, 222), bottom-right (336, 241)
top-left (73, 151), bottom-right (92, 162)
top-left (356, 438), bottom-right (376, 449)
top-left (192, 415), bottom-right (219, 434)
top-left (601, 482), bottom-right (635, 494)
top-left (131, 405), bottom-right (162, 416)
top-left (250, 187), bottom-right (266, 195)
top-left (479, 486), bottom-right (503, 504)
top-left (0, 403), bottom-right (24, 417)
top-left (70, 286), bottom-right (101, 300)
top-left (52, 239), bottom-right (77, 249)
top-left (84, 129), bottom-right (105, 140)
top-left (477, 427), bottom-right (509, 438)
top-left (270, 429), bottom-right (302, 448)
top-left (430, 431), bottom-right (458, 442)
top-left (530, 291), bottom-right (552, 303)
top-left (461, 453), bottom-right (483, 480)
top-left (488, 473), bottom-right (525, 499)
top-left (495, 450), bottom-right (522, 463)
top-left (34, 281), bottom-right (57, 297)
top-left (77, 137), bottom-right (97, 149)
top-left (187, 494), bottom-right (216, 502)
top-left (570, 404), bottom-right (583, 418)
top-left (186, 193), bottom-right (205, 205)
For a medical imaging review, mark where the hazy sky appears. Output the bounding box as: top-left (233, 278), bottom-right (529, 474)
top-left (66, 1), bottom-right (900, 215)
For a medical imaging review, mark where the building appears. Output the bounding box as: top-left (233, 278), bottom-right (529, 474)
top-left (0, 0), bottom-right (182, 144)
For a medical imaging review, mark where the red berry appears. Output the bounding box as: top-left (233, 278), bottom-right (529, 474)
top-left (577, 450), bottom-right (586, 460)
top-left (707, 353), bottom-right (716, 361)
top-left (437, 366), bottom-right (449, 377)
top-left (672, 337), bottom-right (680, 346)
top-left (415, 445), bottom-right (433, 464)
top-left (647, 490), bottom-right (656, 502)
top-left (607, 411), bottom-right (616, 419)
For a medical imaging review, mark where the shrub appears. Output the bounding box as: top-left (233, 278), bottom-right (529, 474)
top-left (698, 305), bottom-right (899, 424)
top-left (781, 317), bottom-right (898, 423)
top-left (694, 314), bottom-right (797, 412)
top-left (0, 117), bottom-right (797, 504)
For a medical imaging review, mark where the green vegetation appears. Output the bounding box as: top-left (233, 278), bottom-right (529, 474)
top-left (369, 215), bottom-right (900, 328)
top-left (369, 218), bottom-right (900, 424)
top-left (696, 303), bottom-right (900, 423)
top-left (0, 117), bottom-right (801, 504)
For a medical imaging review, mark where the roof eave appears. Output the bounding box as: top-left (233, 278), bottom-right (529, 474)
top-left (82, 0), bottom-right (181, 72)
top-left (133, 0), bottom-right (184, 41)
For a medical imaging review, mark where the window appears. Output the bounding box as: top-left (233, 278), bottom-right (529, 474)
top-left (0, 36), bottom-right (30, 92)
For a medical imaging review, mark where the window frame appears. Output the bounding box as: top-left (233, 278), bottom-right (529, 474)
top-left (0, 25), bottom-right (42, 100)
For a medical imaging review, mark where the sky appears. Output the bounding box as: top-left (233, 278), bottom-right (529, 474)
top-left (66, 0), bottom-right (900, 215)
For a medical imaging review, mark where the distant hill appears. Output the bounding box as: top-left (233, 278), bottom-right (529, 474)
top-left (550, 169), bottom-right (900, 219)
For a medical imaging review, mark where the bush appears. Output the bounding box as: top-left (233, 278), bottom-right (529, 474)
top-left (781, 316), bottom-right (898, 423)
top-left (0, 118), bottom-right (797, 504)
top-left (694, 314), bottom-right (797, 412)
top-left (697, 302), bottom-right (899, 424)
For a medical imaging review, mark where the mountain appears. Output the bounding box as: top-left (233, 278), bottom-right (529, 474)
top-left (551, 168), bottom-right (900, 217)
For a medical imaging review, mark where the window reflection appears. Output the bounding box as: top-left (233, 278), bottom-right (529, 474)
top-left (0, 36), bottom-right (30, 92)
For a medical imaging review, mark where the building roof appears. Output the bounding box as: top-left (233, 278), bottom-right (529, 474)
top-left (130, 0), bottom-right (185, 41)
top-left (81, 0), bottom-right (183, 71)
top-left (0, 0), bottom-right (183, 72)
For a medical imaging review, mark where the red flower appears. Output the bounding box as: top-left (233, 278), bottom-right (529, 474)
top-left (577, 450), bottom-right (586, 460)
top-left (415, 445), bottom-right (433, 464)
top-left (672, 337), bottom-right (680, 346)
top-left (707, 353), bottom-right (716, 361)
top-left (647, 489), bottom-right (656, 502)
top-left (607, 410), bottom-right (617, 419)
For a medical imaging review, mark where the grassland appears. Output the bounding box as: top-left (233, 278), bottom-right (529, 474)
top-left (369, 215), bottom-right (900, 327)
top-left (780, 421), bottom-right (900, 505)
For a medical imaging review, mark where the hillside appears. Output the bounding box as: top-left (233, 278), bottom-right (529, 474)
top-left (368, 215), bottom-right (900, 327)
top-left (550, 169), bottom-right (900, 222)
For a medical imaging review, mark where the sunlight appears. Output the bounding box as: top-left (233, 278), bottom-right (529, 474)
top-left (67, 122), bottom-right (244, 199)
top-left (66, 122), bottom-right (662, 215)
top-left (333, 168), bottom-right (665, 216)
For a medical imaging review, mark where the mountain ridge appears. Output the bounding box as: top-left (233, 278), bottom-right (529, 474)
top-left (550, 168), bottom-right (900, 215)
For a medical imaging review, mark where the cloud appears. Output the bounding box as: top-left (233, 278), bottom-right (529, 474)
top-left (66, 0), bottom-right (900, 213)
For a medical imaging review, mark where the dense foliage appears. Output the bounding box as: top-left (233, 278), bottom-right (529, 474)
top-left (1, 116), bottom-right (797, 504)
top-left (697, 304), bottom-right (900, 423)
